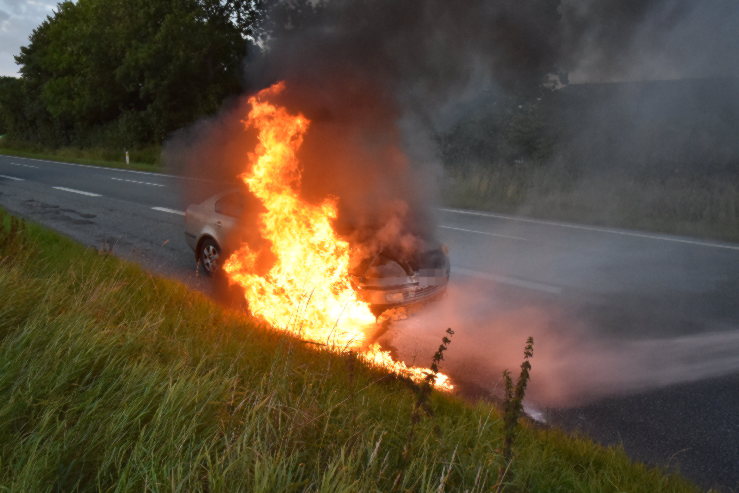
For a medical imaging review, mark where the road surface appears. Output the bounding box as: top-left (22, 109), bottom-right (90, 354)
top-left (1, 154), bottom-right (737, 490)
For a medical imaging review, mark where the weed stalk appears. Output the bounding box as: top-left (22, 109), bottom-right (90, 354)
top-left (393, 328), bottom-right (455, 491)
top-left (496, 336), bottom-right (534, 490)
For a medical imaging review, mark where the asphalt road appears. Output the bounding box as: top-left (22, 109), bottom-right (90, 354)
top-left (1, 154), bottom-right (737, 490)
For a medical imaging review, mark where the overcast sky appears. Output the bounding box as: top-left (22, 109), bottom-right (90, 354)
top-left (0, 0), bottom-right (58, 77)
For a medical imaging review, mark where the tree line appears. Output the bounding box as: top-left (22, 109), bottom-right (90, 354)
top-left (0, 0), bottom-right (266, 149)
top-left (0, 0), bottom-right (563, 158)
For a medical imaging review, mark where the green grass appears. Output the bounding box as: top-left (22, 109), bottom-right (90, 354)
top-left (0, 210), bottom-right (705, 492)
top-left (443, 164), bottom-right (739, 243)
top-left (0, 139), bottom-right (161, 173)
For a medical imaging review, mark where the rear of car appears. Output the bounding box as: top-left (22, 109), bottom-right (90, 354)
top-left (184, 191), bottom-right (244, 274)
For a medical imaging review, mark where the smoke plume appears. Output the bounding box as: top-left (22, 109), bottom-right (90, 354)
top-left (164, 0), bottom-right (739, 404)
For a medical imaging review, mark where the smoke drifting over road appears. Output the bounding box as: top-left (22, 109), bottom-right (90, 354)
top-left (387, 280), bottom-right (739, 407)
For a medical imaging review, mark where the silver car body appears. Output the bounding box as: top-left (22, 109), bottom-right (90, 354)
top-left (184, 191), bottom-right (239, 255)
top-left (185, 191), bottom-right (449, 310)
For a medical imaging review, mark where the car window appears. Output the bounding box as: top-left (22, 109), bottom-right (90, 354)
top-left (214, 192), bottom-right (243, 217)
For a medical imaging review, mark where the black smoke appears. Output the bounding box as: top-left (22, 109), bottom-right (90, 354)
top-left (167, 0), bottom-right (564, 265)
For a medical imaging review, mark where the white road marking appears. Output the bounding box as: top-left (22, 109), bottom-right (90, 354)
top-left (151, 206), bottom-right (185, 216)
top-left (4, 156), bottom-right (168, 177)
top-left (0, 155), bottom-right (216, 182)
top-left (111, 177), bottom-right (165, 187)
top-left (8, 162), bottom-right (38, 168)
top-left (453, 267), bottom-right (562, 294)
top-left (439, 207), bottom-right (739, 251)
top-left (440, 225), bottom-right (526, 241)
top-left (52, 186), bottom-right (101, 197)
top-left (0, 174), bottom-right (24, 181)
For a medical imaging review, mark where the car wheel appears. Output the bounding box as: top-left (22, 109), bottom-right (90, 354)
top-left (199, 238), bottom-right (221, 276)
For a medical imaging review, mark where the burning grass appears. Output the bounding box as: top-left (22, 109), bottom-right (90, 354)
top-left (0, 210), bottom-right (702, 492)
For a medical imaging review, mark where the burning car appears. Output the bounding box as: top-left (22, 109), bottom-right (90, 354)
top-left (184, 190), bottom-right (450, 311)
top-left (181, 83), bottom-right (454, 390)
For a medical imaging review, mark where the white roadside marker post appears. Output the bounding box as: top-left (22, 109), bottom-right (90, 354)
top-left (125, 150), bottom-right (130, 165)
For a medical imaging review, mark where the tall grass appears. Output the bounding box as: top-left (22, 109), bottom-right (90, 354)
top-left (0, 211), bottom-right (703, 492)
top-left (443, 164), bottom-right (739, 243)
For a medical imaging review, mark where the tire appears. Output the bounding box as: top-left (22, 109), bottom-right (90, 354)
top-left (199, 238), bottom-right (221, 276)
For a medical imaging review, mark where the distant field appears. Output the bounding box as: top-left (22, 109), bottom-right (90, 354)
top-left (0, 210), bottom-right (700, 492)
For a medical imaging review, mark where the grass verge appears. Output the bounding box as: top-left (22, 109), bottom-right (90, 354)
top-left (0, 210), bottom-right (704, 492)
top-left (442, 164), bottom-right (739, 243)
top-left (0, 140), bottom-right (161, 173)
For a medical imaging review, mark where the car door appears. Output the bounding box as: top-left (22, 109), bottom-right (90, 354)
top-left (213, 191), bottom-right (243, 251)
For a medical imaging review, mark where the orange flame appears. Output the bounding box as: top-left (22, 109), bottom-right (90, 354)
top-left (223, 82), bottom-right (452, 391)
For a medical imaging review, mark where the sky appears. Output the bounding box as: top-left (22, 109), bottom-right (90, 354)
top-left (0, 0), bottom-right (58, 77)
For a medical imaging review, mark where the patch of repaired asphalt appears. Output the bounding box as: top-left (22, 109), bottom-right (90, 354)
top-left (22, 198), bottom-right (96, 226)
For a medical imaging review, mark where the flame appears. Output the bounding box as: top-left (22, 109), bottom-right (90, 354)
top-left (223, 82), bottom-right (452, 391)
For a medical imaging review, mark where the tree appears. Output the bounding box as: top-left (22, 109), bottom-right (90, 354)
top-left (198, 0), bottom-right (267, 40)
top-left (0, 77), bottom-right (20, 135)
top-left (13, 0), bottom-right (252, 147)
